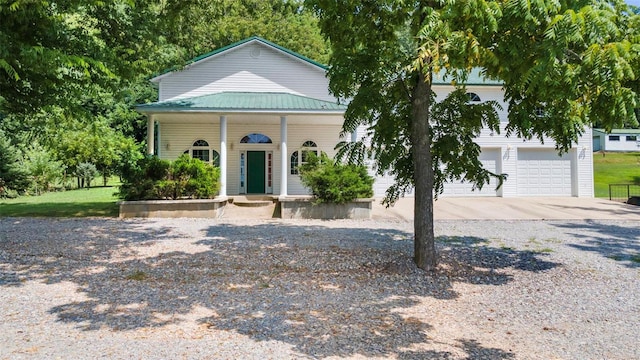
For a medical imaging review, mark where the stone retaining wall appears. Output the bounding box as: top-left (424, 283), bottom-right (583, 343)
top-left (279, 198), bottom-right (373, 219)
top-left (118, 198), bottom-right (227, 218)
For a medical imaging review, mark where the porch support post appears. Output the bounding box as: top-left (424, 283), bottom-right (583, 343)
top-left (219, 115), bottom-right (228, 198)
top-left (351, 129), bottom-right (357, 143)
top-left (147, 115), bottom-right (155, 155)
top-left (280, 115), bottom-right (288, 198)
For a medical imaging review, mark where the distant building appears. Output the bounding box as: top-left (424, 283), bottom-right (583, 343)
top-left (593, 129), bottom-right (640, 152)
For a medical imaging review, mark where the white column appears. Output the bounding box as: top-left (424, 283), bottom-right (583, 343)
top-left (280, 116), bottom-right (288, 198)
top-left (351, 129), bottom-right (357, 143)
top-left (147, 115), bottom-right (155, 155)
top-left (219, 115), bottom-right (227, 198)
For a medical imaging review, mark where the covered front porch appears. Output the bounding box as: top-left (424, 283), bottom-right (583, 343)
top-left (137, 92), bottom-right (349, 198)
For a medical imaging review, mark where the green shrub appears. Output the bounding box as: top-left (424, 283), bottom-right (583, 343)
top-left (299, 152), bottom-right (374, 204)
top-left (24, 145), bottom-right (64, 195)
top-left (118, 155), bottom-right (170, 200)
top-left (117, 154), bottom-right (220, 200)
top-left (170, 155), bottom-right (221, 199)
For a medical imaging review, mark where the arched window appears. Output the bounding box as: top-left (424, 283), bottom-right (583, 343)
top-left (240, 133), bottom-right (272, 144)
top-left (184, 140), bottom-right (220, 167)
top-left (191, 140), bottom-right (210, 162)
top-left (467, 92), bottom-right (481, 102)
top-left (290, 140), bottom-right (318, 175)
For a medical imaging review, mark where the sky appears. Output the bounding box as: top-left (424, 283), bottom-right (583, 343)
top-left (627, 0), bottom-right (640, 7)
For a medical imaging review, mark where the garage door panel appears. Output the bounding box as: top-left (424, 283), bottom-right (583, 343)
top-left (517, 149), bottom-right (572, 196)
top-left (442, 149), bottom-right (500, 197)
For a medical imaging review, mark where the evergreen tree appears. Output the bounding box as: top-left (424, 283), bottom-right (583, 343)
top-left (0, 130), bottom-right (30, 197)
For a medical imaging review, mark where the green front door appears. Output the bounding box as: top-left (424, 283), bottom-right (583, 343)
top-left (247, 151), bottom-right (266, 194)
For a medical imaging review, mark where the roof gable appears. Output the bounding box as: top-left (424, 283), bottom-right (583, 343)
top-left (151, 36), bottom-right (327, 82)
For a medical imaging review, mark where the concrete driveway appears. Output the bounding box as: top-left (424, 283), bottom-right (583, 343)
top-left (373, 197), bottom-right (640, 221)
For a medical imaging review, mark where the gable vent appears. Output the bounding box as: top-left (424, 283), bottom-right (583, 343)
top-left (250, 47), bottom-right (261, 58)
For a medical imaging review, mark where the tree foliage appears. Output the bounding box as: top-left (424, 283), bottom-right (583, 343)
top-left (0, 0), bottom-right (169, 115)
top-left (308, 0), bottom-right (639, 270)
top-left (1, 0), bottom-right (332, 199)
top-left (161, 0), bottom-right (330, 63)
top-left (23, 144), bottom-right (64, 194)
top-left (0, 130), bottom-right (30, 197)
top-left (487, 0), bottom-right (639, 141)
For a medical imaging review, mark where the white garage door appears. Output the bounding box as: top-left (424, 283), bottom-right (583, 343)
top-left (373, 171), bottom-right (394, 197)
top-left (441, 148), bottom-right (500, 197)
top-left (372, 171), bottom-right (414, 197)
top-left (517, 149), bottom-right (573, 196)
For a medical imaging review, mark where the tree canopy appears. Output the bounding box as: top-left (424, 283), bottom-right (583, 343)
top-left (308, 0), bottom-right (639, 270)
top-left (0, 0), bottom-right (169, 115)
top-left (0, 0), bottom-right (331, 195)
top-left (162, 0), bottom-right (329, 63)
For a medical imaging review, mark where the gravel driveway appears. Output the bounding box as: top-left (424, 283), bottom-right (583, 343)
top-left (1, 217), bottom-right (638, 359)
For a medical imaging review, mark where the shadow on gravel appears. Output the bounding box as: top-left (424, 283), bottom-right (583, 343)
top-left (0, 219), bottom-right (555, 359)
top-left (554, 220), bottom-right (640, 268)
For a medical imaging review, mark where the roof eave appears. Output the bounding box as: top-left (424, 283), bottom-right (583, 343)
top-left (136, 107), bottom-right (346, 115)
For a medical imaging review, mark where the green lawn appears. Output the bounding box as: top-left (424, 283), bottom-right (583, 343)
top-left (0, 186), bottom-right (120, 217)
top-left (593, 152), bottom-right (640, 198)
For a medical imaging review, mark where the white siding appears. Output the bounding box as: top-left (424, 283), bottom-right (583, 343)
top-left (158, 122), bottom-right (220, 162)
top-left (576, 128), bottom-right (594, 197)
top-left (286, 124), bottom-right (343, 195)
top-left (157, 41), bottom-right (335, 102)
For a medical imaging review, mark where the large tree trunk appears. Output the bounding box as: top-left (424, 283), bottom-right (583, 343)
top-left (410, 71), bottom-right (437, 271)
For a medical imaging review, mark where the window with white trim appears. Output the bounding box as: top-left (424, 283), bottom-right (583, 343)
top-left (184, 140), bottom-right (220, 166)
top-left (290, 140), bottom-right (318, 175)
top-left (240, 133), bottom-right (272, 144)
top-left (609, 135), bottom-right (620, 141)
top-left (467, 92), bottom-right (481, 102)
top-left (626, 135), bottom-right (637, 141)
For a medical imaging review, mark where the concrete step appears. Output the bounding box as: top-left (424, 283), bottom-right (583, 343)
top-left (229, 196), bottom-right (276, 207)
top-left (222, 202), bottom-right (277, 219)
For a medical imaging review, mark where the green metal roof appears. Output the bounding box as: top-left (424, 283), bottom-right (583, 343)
top-left (152, 37), bottom-right (327, 80)
top-left (136, 92), bottom-right (347, 113)
top-left (594, 128), bottom-right (640, 134)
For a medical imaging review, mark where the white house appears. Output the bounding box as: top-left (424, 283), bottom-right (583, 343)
top-left (137, 36), bottom-right (594, 198)
top-left (593, 129), bottom-right (640, 152)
